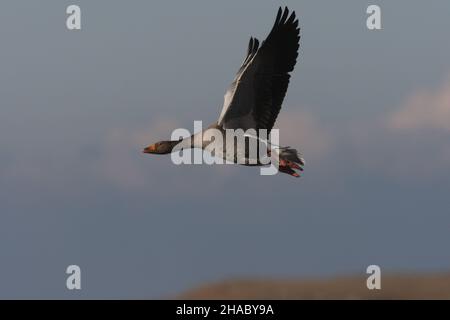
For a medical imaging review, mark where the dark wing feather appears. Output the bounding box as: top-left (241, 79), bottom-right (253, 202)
top-left (218, 7), bottom-right (300, 132)
top-left (252, 7), bottom-right (300, 131)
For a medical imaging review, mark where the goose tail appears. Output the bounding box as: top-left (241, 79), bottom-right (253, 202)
top-left (275, 146), bottom-right (305, 177)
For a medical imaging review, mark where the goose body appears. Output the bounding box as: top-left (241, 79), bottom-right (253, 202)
top-left (144, 7), bottom-right (305, 177)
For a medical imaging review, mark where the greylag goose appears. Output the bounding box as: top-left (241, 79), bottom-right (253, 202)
top-left (143, 7), bottom-right (305, 177)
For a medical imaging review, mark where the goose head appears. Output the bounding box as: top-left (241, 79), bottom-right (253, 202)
top-left (143, 141), bottom-right (177, 155)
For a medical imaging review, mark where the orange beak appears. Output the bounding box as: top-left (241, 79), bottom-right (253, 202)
top-left (143, 144), bottom-right (156, 154)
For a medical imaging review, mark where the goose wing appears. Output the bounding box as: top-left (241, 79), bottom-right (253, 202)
top-left (217, 7), bottom-right (300, 132)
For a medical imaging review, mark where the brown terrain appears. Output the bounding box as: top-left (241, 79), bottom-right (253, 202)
top-left (179, 273), bottom-right (450, 299)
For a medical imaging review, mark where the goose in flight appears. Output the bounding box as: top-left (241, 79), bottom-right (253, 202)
top-left (143, 7), bottom-right (305, 177)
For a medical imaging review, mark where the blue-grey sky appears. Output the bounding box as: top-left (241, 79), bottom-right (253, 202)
top-left (1, 0), bottom-right (450, 298)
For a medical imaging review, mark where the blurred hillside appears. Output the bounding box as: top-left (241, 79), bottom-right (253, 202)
top-left (179, 273), bottom-right (450, 299)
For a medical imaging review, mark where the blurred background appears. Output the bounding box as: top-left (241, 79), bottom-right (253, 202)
top-left (1, 0), bottom-right (450, 299)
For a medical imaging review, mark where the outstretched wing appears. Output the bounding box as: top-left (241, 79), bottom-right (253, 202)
top-left (217, 37), bottom-right (260, 125)
top-left (217, 7), bottom-right (300, 132)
